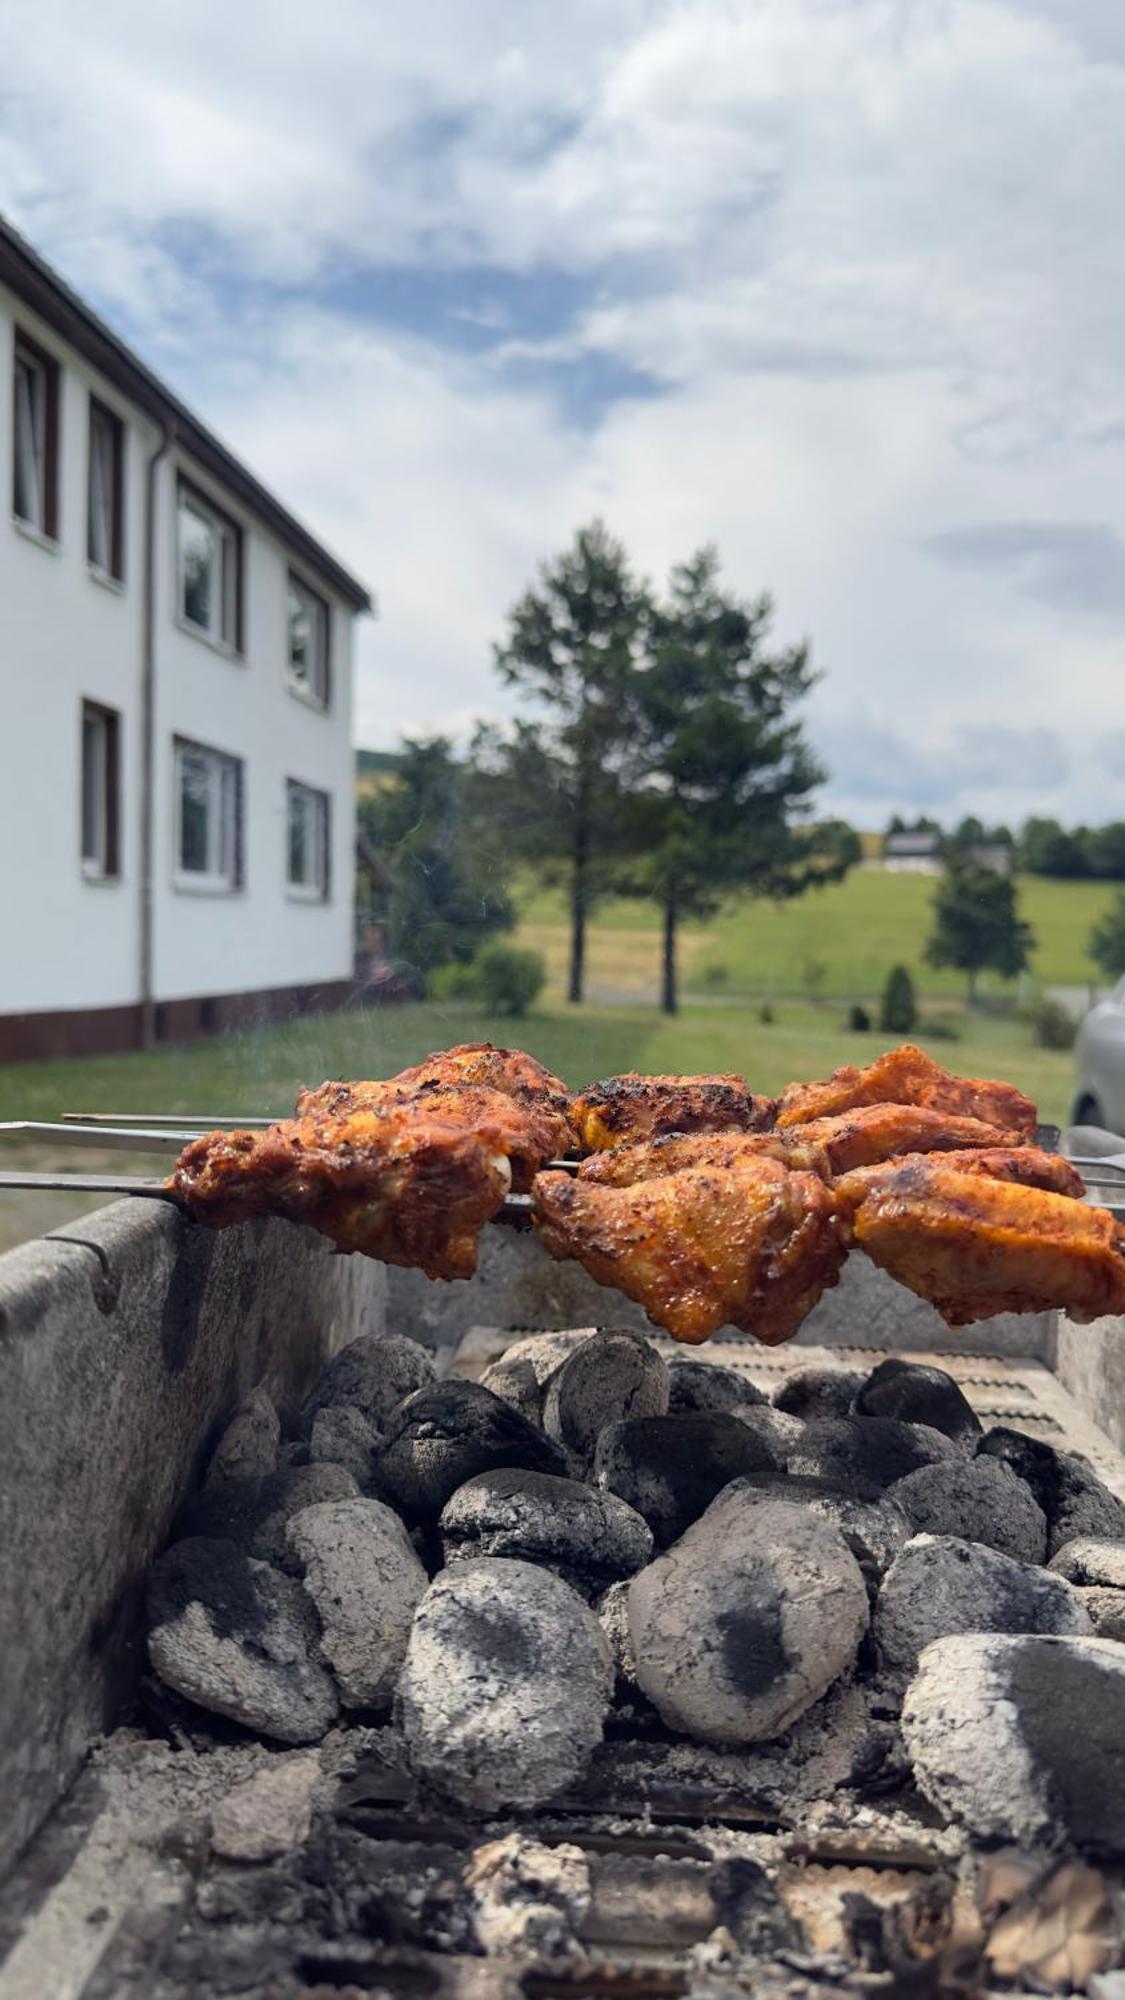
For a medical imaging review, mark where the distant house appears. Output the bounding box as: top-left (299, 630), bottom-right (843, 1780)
top-left (0, 216), bottom-right (372, 1060)
top-left (963, 841), bottom-right (1013, 877)
top-left (882, 830), bottom-right (943, 874)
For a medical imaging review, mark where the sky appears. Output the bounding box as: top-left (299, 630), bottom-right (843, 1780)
top-left (3, 0), bottom-right (1125, 829)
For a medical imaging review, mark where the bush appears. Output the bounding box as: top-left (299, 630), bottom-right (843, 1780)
top-left (477, 943), bottom-right (546, 1017)
top-left (758, 1000), bottom-right (776, 1025)
top-left (700, 962), bottom-right (729, 990)
top-left (916, 1014), bottom-right (961, 1042)
top-left (1028, 996), bottom-right (1076, 1051)
top-left (429, 961), bottom-right (481, 1001)
top-left (880, 963), bottom-right (917, 1035)
top-left (847, 1003), bottom-right (871, 1032)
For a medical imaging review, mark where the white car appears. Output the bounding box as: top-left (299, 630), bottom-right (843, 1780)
top-left (1073, 980), bottom-right (1125, 1135)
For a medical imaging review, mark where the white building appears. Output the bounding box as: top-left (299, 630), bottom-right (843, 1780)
top-left (0, 217), bottom-right (371, 1060)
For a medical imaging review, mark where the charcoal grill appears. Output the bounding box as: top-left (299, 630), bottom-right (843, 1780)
top-left (2, 1175), bottom-right (1125, 1995)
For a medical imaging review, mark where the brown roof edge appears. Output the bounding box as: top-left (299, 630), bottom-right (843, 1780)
top-left (0, 213), bottom-right (373, 614)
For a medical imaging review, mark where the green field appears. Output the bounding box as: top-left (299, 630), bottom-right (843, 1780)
top-left (514, 867), bottom-right (1114, 1003)
top-left (0, 994), bottom-right (1080, 1255)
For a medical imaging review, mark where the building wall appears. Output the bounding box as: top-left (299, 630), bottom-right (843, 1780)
top-left (0, 283), bottom-right (357, 1035)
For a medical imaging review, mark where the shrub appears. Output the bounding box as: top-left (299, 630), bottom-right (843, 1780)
top-left (700, 962), bottom-right (729, 990)
top-left (429, 961), bottom-right (481, 1001)
top-left (880, 964), bottom-right (917, 1035)
top-left (801, 954), bottom-right (829, 1004)
top-left (847, 1003), bottom-right (871, 1032)
top-left (1028, 996), bottom-right (1076, 1051)
top-left (758, 1000), bottom-right (776, 1025)
top-left (477, 942), bottom-right (546, 1017)
top-left (916, 1015), bottom-right (961, 1042)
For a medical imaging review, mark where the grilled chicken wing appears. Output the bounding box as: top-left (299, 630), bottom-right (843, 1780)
top-left (532, 1157), bottom-right (846, 1344)
top-left (571, 1072), bottom-right (774, 1153)
top-left (775, 1043), bottom-right (1037, 1138)
top-left (840, 1152), bottom-right (1122, 1326)
top-left (834, 1144), bottom-right (1085, 1218)
top-left (294, 1077), bottom-right (567, 1191)
top-left (169, 1104), bottom-right (510, 1279)
top-left (577, 1103), bottom-right (1026, 1189)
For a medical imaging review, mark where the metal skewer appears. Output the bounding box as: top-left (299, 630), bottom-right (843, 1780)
top-left (0, 1171), bottom-right (179, 1200)
top-left (61, 1111), bottom-right (276, 1129)
top-left (0, 1120), bottom-right (198, 1153)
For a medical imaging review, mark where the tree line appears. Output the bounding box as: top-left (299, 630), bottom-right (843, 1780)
top-left (887, 813), bottom-right (1125, 881)
top-left (361, 523), bottom-right (857, 1013)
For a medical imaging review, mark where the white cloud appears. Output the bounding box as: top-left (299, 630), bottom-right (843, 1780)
top-left (3, 0), bottom-right (1125, 822)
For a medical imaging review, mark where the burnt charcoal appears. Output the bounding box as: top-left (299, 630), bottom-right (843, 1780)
top-left (541, 1327), bottom-right (669, 1465)
top-left (875, 1533), bottom-right (1091, 1677)
top-left (478, 1353), bottom-right (544, 1424)
top-left (210, 1751), bottom-right (320, 1860)
top-left (376, 1382), bottom-right (566, 1522)
top-left (772, 1364), bottom-right (865, 1421)
top-left (976, 1426), bottom-right (1125, 1557)
top-left (799, 1488), bottom-right (913, 1597)
top-left (1050, 1537), bottom-right (1125, 1588)
top-left (627, 1484), bottom-right (868, 1744)
top-left (287, 1497), bottom-right (428, 1709)
top-left (1072, 1588), bottom-right (1125, 1640)
top-left (855, 1357), bottom-right (982, 1442)
top-left (205, 1387), bottom-right (280, 1486)
top-left (297, 1332), bottom-right (436, 1437)
top-left (787, 1414), bottom-right (954, 1500)
top-left (596, 1578), bottom-right (639, 1686)
top-left (708, 1856), bottom-right (805, 1957)
top-left (733, 1404), bottom-right (805, 1466)
top-left (307, 1404), bottom-right (383, 1489)
top-left (593, 1411), bottom-right (782, 1547)
top-left (147, 1537), bottom-right (339, 1743)
top-left (177, 1463), bottom-right (360, 1573)
top-left (887, 1455), bottom-right (1047, 1563)
top-left (439, 1467), bottom-right (653, 1593)
top-left (903, 1632), bottom-right (1125, 1852)
top-left (668, 1358), bottom-right (767, 1415)
top-left (467, 1830), bottom-right (591, 1957)
top-left (396, 1557), bottom-right (613, 1811)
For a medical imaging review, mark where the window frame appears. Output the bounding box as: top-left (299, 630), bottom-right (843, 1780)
top-left (80, 700), bottom-right (121, 882)
top-left (173, 736), bottom-right (244, 895)
top-left (286, 570), bottom-right (331, 710)
top-left (87, 395), bottom-right (126, 583)
top-left (176, 476), bottom-right (243, 654)
top-left (285, 778), bottom-right (331, 902)
top-left (12, 329), bottom-right (60, 542)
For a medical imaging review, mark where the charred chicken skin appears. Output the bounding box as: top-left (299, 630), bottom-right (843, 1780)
top-left (774, 1043), bottom-right (1038, 1139)
top-left (576, 1103), bottom-right (1027, 1189)
top-left (838, 1152), bottom-right (1123, 1327)
top-left (532, 1156), bottom-right (847, 1344)
top-left (833, 1145), bottom-right (1085, 1219)
top-left (571, 1072), bottom-right (774, 1153)
top-left (295, 1073), bottom-right (569, 1192)
top-left (169, 1104), bottom-right (511, 1279)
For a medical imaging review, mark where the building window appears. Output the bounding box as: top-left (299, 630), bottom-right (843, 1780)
top-left (12, 332), bottom-right (60, 539)
top-left (177, 480), bottom-right (241, 649)
top-left (81, 702), bottom-right (120, 880)
top-left (286, 780), bottom-right (331, 899)
top-left (88, 398), bottom-right (125, 581)
top-left (174, 738), bottom-right (243, 892)
top-left (287, 573), bottom-right (330, 707)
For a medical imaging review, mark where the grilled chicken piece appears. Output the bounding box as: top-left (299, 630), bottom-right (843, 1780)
top-left (578, 1130), bottom-right (801, 1187)
top-left (774, 1043), bottom-right (1037, 1138)
top-left (532, 1157), bottom-right (847, 1345)
top-left (577, 1104), bottom-right (1025, 1189)
top-left (834, 1145), bottom-right (1085, 1218)
top-left (169, 1105), bottom-right (511, 1279)
top-left (571, 1072), bottom-right (774, 1153)
top-left (294, 1078), bottom-right (567, 1192)
top-left (839, 1153), bottom-right (1123, 1327)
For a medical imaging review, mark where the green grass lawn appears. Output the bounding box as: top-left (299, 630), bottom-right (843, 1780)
top-left (0, 994), bottom-right (1079, 1255)
top-left (515, 867), bottom-right (1114, 1003)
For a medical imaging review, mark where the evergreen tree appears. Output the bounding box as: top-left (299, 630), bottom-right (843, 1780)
top-left (486, 522), bottom-right (649, 1004)
top-left (1089, 890), bottom-right (1125, 981)
top-left (924, 862), bottom-right (1034, 1003)
top-left (358, 737), bottom-right (514, 980)
top-left (625, 548), bottom-right (855, 1015)
top-left (880, 963), bottom-right (918, 1034)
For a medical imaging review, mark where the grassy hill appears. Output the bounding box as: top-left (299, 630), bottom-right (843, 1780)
top-left (514, 866), bottom-right (1114, 1004)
